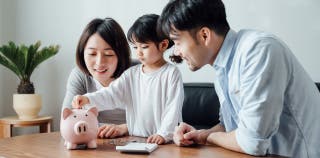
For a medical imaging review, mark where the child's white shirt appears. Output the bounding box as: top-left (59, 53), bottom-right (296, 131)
top-left (85, 63), bottom-right (184, 142)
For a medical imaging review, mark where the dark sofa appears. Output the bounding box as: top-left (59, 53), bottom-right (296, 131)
top-left (182, 82), bottom-right (320, 129)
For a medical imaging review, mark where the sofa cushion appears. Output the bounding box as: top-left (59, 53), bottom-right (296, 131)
top-left (316, 82), bottom-right (320, 91)
top-left (183, 83), bottom-right (220, 129)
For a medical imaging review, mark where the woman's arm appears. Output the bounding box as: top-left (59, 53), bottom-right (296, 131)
top-left (98, 123), bottom-right (128, 138)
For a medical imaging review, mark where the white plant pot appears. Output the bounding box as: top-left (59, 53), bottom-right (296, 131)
top-left (13, 94), bottom-right (42, 120)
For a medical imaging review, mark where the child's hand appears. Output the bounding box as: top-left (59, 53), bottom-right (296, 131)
top-left (98, 124), bottom-right (128, 138)
top-left (72, 95), bottom-right (89, 109)
top-left (147, 134), bottom-right (165, 145)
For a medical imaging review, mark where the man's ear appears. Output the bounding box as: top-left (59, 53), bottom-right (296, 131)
top-left (198, 27), bottom-right (211, 46)
top-left (159, 39), bottom-right (169, 52)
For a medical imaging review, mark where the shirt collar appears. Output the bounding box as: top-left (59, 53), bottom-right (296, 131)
top-left (213, 29), bottom-right (237, 69)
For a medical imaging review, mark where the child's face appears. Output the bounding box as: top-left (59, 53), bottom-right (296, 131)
top-left (84, 33), bottom-right (118, 86)
top-left (132, 41), bottom-right (164, 65)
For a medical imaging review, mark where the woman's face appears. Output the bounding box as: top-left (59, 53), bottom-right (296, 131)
top-left (84, 33), bottom-right (118, 86)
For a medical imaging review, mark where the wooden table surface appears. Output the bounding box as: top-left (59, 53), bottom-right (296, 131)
top-left (0, 132), bottom-right (285, 158)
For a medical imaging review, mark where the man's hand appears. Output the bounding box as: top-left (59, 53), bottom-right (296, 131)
top-left (72, 95), bottom-right (89, 109)
top-left (173, 122), bottom-right (210, 146)
top-left (173, 122), bottom-right (196, 146)
top-left (147, 134), bottom-right (165, 145)
top-left (98, 124), bottom-right (128, 138)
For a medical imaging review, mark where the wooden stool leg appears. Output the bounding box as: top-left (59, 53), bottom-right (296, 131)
top-left (40, 122), bottom-right (51, 133)
top-left (0, 124), bottom-right (12, 138)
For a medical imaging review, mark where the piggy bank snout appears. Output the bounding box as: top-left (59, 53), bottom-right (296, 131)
top-left (74, 121), bottom-right (89, 135)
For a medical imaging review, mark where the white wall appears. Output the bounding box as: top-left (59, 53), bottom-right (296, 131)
top-left (0, 0), bottom-right (18, 118)
top-left (0, 0), bottom-right (319, 133)
top-left (0, 0), bottom-right (2, 45)
top-left (224, 0), bottom-right (320, 82)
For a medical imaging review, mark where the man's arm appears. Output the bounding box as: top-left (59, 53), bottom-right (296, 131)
top-left (206, 123), bottom-right (226, 133)
top-left (175, 123), bottom-right (225, 146)
top-left (183, 123), bottom-right (226, 143)
top-left (206, 130), bottom-right (244, 153)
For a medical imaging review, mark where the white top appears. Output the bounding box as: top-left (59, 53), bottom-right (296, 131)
top-left (85, 63), bottom-right (184, 142)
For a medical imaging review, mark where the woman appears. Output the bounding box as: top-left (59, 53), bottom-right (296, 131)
top-left (62, 17), bottom-right (130, 125)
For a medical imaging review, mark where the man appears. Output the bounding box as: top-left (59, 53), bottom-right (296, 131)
top-left (158, 0), bottom-right (320, 157)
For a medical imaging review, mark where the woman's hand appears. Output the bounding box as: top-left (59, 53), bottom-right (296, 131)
top-left (98, 124), bottom-right (128, 138)
top-left (147, 134), bottom-right (165, 145)
top-left (72, 95), bottom-right (89, 109)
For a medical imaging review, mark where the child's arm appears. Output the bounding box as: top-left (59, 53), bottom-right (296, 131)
top-left (147, 134), bottom-right (165, 144)
top-left (72, 95), bottom-right (90, 109)
top-left (157, 68), bottom-right (184, 143)
top-left (84, 71), bottom-right (132, 111)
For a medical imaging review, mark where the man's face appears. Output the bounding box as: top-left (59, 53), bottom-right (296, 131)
top-left (169, 29), bottom-right (209, 71)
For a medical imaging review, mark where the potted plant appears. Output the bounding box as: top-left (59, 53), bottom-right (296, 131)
top-left (0, 41), bottom-right (59, 119)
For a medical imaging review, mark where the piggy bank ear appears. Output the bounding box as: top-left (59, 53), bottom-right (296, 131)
top-left (87, 106), bottom-right (98, 117)
top-left (62, 108), bottom-right (73, 120)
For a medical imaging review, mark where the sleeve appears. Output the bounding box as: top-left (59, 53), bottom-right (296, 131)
top-left (219, 110), bottom-right (225, 127)
top-left (235, 38), bottom-right (289, 156)
top-left (214, 79), bottom-right (225, 127)
top-left (84, 70), bottom-right (131, 111)
top-left (62, 68), bottom-right (87, 109)
top-left (157, 67), bottom-right (184, 142)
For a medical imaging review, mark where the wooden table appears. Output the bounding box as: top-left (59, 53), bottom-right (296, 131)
top-left (0, 132), bottom-right (285, 158)
top-left (0, 116), bottom-right (52, 138)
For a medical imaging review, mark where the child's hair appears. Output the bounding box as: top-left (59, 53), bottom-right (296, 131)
top-left (127, 14), bottom-right (182, 63)
top-left (127, 14), bottom-right (173, 48)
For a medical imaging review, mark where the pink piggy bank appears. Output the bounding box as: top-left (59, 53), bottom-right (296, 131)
top-left (60, 106), bottom-right (99, 149)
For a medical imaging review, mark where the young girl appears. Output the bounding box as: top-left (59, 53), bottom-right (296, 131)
top-left (72, 14), bottom-right (184, 144)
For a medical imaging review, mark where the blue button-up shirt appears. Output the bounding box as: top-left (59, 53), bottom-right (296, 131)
top-left (213, 29), bottom-right (320, 157)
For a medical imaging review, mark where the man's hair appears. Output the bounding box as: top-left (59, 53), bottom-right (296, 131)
top-left (127, 14), bottom-right (174, 49)
top-left (158, 0), bottom-right (230, 38)
top-left (76, 18), bottom-right (131, 78)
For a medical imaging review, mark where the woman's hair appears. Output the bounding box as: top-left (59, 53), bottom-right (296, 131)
top-left (76, 18), bottom-right (131, 78)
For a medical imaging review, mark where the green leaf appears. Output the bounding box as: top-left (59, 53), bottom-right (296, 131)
top-left (0, 42), bottom-right (23, 79)
top-left (0, 41), bottom-right (60, 82)
top-left (27, 44), bottom-right (60, 79)
top-left (24, 41), bottom-right (41, 80)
